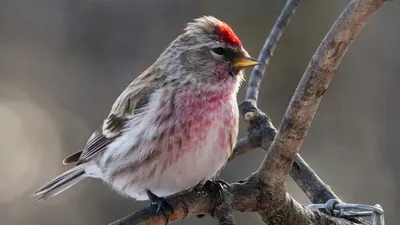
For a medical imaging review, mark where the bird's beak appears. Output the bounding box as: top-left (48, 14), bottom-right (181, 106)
top-left (232, 55), bottom-right (262, 70)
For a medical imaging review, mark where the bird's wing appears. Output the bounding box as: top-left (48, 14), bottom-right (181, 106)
top-left (63, 73), bottom-right (156, 165)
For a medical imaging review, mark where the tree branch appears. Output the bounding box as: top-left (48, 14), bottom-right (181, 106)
top-left (110, 179), bottom-right (360, 225)
top-left (255, 0), bottom-right (385, 222)
top-left (255, 0), bottom-right (385, 187)
top-left (290, 154), bottom-right (340, 204)
top-left (110, 0), bottom-right (389, 224)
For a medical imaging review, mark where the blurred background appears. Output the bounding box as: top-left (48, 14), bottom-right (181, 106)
top-left (0, 0), bottom-right (399, 224)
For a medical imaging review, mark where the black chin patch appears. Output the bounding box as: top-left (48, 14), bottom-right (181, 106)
top-left (229, 67), bottom-right (239, 77)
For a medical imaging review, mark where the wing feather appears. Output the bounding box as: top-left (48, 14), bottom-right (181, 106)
top-left (63, 70), bottom-right (159, 165)
top-left (76, 131), bottom-right (115, 164)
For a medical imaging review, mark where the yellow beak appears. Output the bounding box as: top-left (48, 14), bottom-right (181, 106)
top-left (232, 56), bottom-right (262, 69)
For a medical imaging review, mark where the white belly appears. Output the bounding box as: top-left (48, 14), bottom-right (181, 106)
top-left (133, 125), bottom-right (230, 200)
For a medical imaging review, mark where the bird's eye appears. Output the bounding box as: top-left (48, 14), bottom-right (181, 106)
top-left (211, 47), bottom-right (225, 55)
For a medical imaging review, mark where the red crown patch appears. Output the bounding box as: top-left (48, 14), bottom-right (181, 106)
top-left (215, 23), bottom-right (242, 47)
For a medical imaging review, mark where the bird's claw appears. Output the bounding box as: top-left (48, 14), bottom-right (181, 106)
top-left (204, 179), bottom-right (230, 190)
top-left (213, 179), bottom-right (230, 188)
top-left (146, 189), bottom-right (174, 225)
top-left (204, 179), bottom-right (230, 201)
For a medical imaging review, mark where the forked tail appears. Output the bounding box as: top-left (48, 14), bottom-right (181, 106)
top-left (31, 165), bottom-right (86, 202)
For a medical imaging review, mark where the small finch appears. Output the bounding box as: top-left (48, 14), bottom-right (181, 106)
top-left (32, 16), bottom-right (260, 208)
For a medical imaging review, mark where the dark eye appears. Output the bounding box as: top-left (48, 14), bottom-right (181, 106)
top-left (211, 47), bottom-right (225, 55)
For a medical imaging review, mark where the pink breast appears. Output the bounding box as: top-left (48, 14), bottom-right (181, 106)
top-left (154, 89), bottom-right (237, 168)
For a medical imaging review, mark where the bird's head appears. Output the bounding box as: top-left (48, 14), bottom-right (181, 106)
top-left (158, 16), bottom-right (260, 89)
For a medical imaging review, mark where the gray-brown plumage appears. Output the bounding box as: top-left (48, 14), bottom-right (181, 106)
top-left (32, 16), bottom-right (260, 202)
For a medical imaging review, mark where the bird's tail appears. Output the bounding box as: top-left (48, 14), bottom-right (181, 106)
top-left (31, 165), bottom-right (86, 202)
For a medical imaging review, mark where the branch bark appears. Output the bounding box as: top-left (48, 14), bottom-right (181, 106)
top-left (110, 0), bottom-right (389, 224)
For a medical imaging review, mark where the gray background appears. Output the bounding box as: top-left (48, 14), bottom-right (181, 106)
top-left (0, 0), bottom-right (399, 224)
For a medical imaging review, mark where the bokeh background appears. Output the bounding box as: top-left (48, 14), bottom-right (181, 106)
top-left (1, 0), bottom-right (399, 224)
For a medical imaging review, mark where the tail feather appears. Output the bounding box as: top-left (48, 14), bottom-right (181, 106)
top-left (62, 150), bottom-right (83, 165)
top-left (32, 165), bottom-right (86, 202)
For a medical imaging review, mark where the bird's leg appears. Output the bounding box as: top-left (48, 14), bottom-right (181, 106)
top-left (145, 189), bottom-right (174, 225)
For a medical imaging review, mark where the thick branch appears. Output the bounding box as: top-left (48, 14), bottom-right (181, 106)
top-left (110, 179), bottom-right (361, 225)
top-left (256, 0), bottom-right (385, 187)
top-left (256, 0), bottom-right (385, 223)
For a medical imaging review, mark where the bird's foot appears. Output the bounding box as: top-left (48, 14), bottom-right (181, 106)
top-left (213, 179), bottom-right (230, 188)
top-left (195, 179), bottom-right (230, 219)
top-left (195, 179), bottom-right (229, 190)
top-left (145, 189), bottom-right (174, 225)
top-left (204, 179), bottom-right (230, 190)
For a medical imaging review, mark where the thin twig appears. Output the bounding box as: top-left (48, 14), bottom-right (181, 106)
top-left (245, 0), bottom-right (302, 103)
top-left (290, 154), bottom-right (340, 203)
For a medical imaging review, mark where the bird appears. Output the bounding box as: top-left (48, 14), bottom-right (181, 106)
top-left (32, 15), bottom-right (260, 216)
